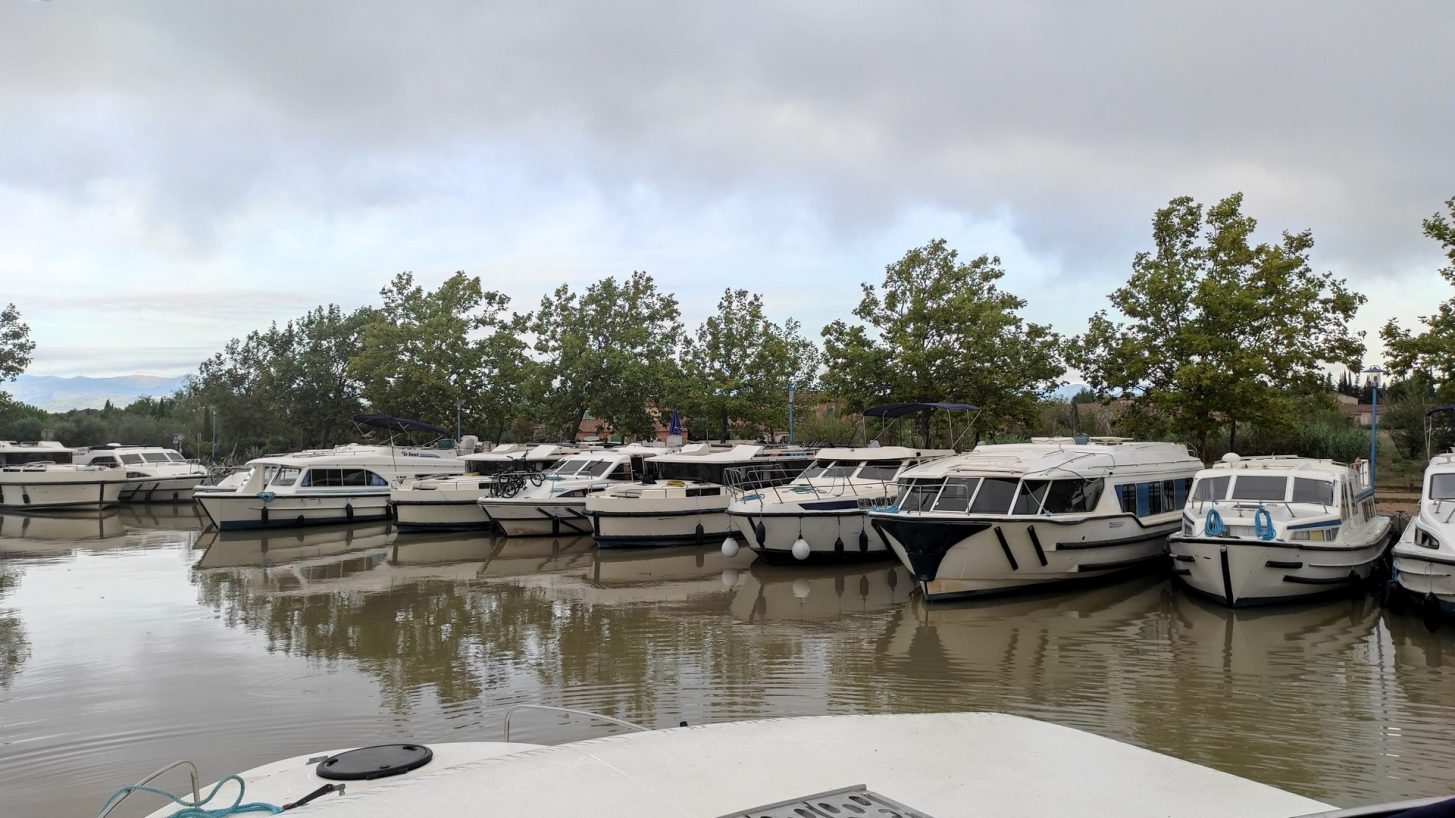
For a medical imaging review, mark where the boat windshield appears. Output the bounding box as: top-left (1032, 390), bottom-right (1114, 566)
top-left (142, 452), bottom-right (172, 463)
top-left (266, 467), bottom-right (301, 487)
top-left (164, 451), bottom-right (187, 462)
top-left (1014, 478), bottom-right (1105, 515)
top-left (1230, 475), bottom-right (1287, 502)
top-left (856, 462), bottom-right (901, 481)
top-left (1191, 475), bottom-right (1230, 501)
top-left (802, 460), bottom-right (859, 479)
top-left (1292, 477), bottom-right (1336, 506)
top-left (555, 459), bottom-right (613, 478)
top-left (969, 477), bottom-right (1019, 514)
top-left (895, 478), bottom-right (947, 513)
top-left (1431, 473), bottom-right (1455, 500)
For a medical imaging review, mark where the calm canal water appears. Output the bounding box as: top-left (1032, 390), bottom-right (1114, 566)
top-left (2, 507), bottom-right (1454, 817)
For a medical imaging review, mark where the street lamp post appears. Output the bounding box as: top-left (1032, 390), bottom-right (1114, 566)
top-left (1364, 365), bottom-right (1385, 490)
top-left (788, 382), bottom-right (796, 444)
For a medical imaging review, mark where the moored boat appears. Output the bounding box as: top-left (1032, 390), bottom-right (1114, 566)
top-left (0, 440), bottom-right (127, 510)
top-left (195, 444), bottom-right (466, 530)
top-left (870, 438), bottom-right (1202, 601)
top-left (1168, 454), bottom-right (1393, 607)
top-left (587, 443), bottom-right (813, 548)
top-left (1390, 446), bottom-right (1455, 620)
top-left (477, 444), bottom-right (672, 537)
top-left (75, 444), bottom-right (209, 503)
top-left (392, 443), bottom-right (582, 532)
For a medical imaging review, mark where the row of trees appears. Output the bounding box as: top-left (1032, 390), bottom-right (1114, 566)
top-left (2, 194), bottom-right (1454, 461)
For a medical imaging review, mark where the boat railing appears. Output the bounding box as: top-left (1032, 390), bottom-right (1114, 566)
top-left (723, 464), bottom-right (807, 494)
top-left (95, 759), bottom-right (201, 818)
top-left (502, 704), bottom-right (649, 742)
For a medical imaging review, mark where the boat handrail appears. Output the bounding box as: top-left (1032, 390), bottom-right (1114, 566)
top-left (95, 759), bottom-right (201, 818)
top-left (502, 704), bottom-right (649, 742)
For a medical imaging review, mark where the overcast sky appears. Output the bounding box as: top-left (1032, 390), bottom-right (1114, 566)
top-left (2, 1), bottom-right (1452, 378)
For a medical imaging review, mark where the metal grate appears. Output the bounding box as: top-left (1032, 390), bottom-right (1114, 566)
top-left (720, 785), bottom-right (934, 818)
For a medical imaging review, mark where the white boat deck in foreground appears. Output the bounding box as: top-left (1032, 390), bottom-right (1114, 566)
top-left (139, 713), bottom-right (1332, 818)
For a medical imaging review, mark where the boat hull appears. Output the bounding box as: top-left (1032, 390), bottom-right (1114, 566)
top-left (0, 470), bottom-right (126, 510)
top-left (872, 514), bottom-right (1173, 601)
top-left (1391, 547), bottom-right (1455, 618)
top-left (590, 495), bottom-right (734, 548)
top-left (119, 474), bottom-right (207, 503)
top-left (479, 498), bottom-right (595, 537)
top-left (1168, 528), bottom-right (1391, 607)
top-left (728, 507), bottom-right (892, 563)
top-left (197, 491), bottom-right (393, 530)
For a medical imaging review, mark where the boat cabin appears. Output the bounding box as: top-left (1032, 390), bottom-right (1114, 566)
top-left (0, 441), bottom-right (76, 466)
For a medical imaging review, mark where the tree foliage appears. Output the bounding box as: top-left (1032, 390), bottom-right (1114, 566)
top-left (350, 272), bottom-right (522, 435)
top-left (677, 289), bottom-right (819, 440)
top-left (1381, 196), bottom-right (1455, 400)
top-left (820, 239), bottom-right (1062, 442)
top-left (1071, 193), bottom-right (1366, 455)
top-left (0, 304), bottom-right (35, 417)
top-left (524, 272), bottom-right (682, 441)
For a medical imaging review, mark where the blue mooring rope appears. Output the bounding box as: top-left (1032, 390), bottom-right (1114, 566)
top-left (100, 774), bottom-right (281, 818)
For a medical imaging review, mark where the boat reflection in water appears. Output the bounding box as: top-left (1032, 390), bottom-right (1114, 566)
top-left (118, 502), bottom-right (207, 532)
top-left (729, 562), bottom-right (912, 623)
top-left (192, 523), bottom-right (394, 593)
top-left (0, 509), bottom-right (125, 550)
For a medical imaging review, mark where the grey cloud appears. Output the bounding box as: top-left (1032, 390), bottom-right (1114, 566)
top-left (2, 1), bottom-right (1453, 282)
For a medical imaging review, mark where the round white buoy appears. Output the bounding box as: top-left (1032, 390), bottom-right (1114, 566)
top-left (792, 578), bottom-right (812, 600)
top-left (721, 538), bottom-right (739, 558)
top-left (791, 537), bottom-right (811, 561)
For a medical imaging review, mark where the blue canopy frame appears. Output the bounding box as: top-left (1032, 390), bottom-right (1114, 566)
top-left (352, 414), bottom-right (450, 436)
top-left (863, 402), bottom-right (977, 418)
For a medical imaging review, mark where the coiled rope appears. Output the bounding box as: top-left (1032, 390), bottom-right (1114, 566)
top-left (100, 775), bottom-right (280, 818)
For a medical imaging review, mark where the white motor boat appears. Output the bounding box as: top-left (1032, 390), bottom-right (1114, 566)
top-left (870, 438), bottom-right (1202, 601)
top-left (74, 444), bottom-right (210, 503)
top-left (195, 444), bottom-right (465, 531)
top-left (477, 444), bottom-right (671, 537)
top-left (0, 440), bottom-right (127, 510)
top-left (392, 443), bottom-right (582, 531)
top-left (587, 443), bottom-right (813, 548)
top-left (1168, 454), bottom-right (1393, 607)
top-left (102, 711), bottom-right (1447, 818)
top-left (726, 445), bottom-right (955, 563)
top-left (1390, 447), bottom-right (1455, 620)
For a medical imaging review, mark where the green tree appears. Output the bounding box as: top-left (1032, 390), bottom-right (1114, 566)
top-left (820, 239), bottom-right (1062, 442)
top-left (0, 304), bottom-right (36, 417)
top-left (678, 289), bottom-right (819, 441)
top-left (525, 272), bottom-right (683, 441)
top-left (1381, 197), bottom-right (1455, 400)
top-left (350, 272), bottom-right (515, 434)
top-left (1071, 193), bottom-right (1366, 456)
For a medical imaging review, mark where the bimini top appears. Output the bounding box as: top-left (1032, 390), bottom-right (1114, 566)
top-left (645, 443), bottom-right (814, 464)
top-left (352, 414), bottom-right (450, 436)
top-left (864, 402), bottom-right (977, 418)
top-left (463, 443), bottom-right (580, 464)
top-left (903, 441), bottom-right (1199, 480)
top-left (1426, 404), bottom-right (1455, 418)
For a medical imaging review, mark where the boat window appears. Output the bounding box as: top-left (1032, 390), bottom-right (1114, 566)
top-left (970, 477), bottom-right (1019, 514)
top-left (1191, 476), bottom-right (1230, 501)
top-left (268, 467), bottom-right (301, 487)
top-left (142, 452), bottom-right (171, 463)
top-left (932, 478), bottom-right (978, 512)
top-left (1292, 478), bottom-right (1336, 506)
top-left (165, 451), bottom-right (186, 462)
top-left (1041, 479), bottom-right (1105, 514)
top-left (120, 453), bottom-right (145, 465)
top-left (856, 462), bottom-right (901, 482)
top-left (817, 461), bottom-right (858, 479)
top-left (1, 451), bottom-right (72, 465)
top-left (1431, 474), bottom-right (1455, 500)
top-left (896, 478), bottom-right (945, 513)
top-left (90, 455), bottom-right (120, 466)
top-left (1014, 480), bottom-right (1051, 514)
top-left (607, 463), bottom-right (631, 480)
top-left (1231, 475), bottom-right (1288, 501)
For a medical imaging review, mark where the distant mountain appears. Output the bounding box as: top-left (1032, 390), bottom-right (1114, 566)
top-left (1050, 382), bottom-right (1092, 401)
top-left (5, 374), bottom-right (191, 412)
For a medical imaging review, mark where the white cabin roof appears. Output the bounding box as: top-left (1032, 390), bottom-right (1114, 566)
top-left (903, 441), bottom-right (1199, 480)
top-left (245, 444), bottom-right (462, 468)
top-left (1198, 454), bottom-right (1353, 481)
top-left (0, 440), bottom-right (75, 454)
top-left (814, 446), bottom-right (954, 462)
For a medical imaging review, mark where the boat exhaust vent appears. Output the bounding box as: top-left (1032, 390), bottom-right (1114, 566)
top-left (719, 785), bottom-right (933, 818)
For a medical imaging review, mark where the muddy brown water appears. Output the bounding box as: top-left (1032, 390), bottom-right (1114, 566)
top-left (1, 507), bottom-right (1453, 817)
